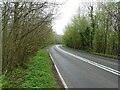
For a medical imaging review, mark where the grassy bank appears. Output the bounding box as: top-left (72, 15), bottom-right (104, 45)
top-left (63, 45), bottom-right (119, 60)
top-left (1, 49), bottom-right (59, 88)
top-left (89, 52), bottom-right (119, 59)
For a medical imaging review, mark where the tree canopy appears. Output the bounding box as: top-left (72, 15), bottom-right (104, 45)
top-left (63, 1), bottom-right (119, 57)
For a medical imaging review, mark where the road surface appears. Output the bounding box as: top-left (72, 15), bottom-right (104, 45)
top-left (49, 45), bottom-right (119, 88)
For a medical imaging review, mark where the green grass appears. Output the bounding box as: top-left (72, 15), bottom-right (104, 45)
top-left (1, 67), bottom-right (23, 88)
top-left (63, 45), bottom-right (119, 59)
top-left (89, 52), bottom-right (120, 59)
top-left (19, 49), bottom-right (59, 88)
top-left (2, 49), bottom-right (59, 88)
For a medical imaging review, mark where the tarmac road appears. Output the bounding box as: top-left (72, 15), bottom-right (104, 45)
top-left (49, 45), bottom-right (119, 88)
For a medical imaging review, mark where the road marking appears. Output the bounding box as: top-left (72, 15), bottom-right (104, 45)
top-left (49, 52), bottom-right (69, 89)
top-left (56, 45), bottom-right (120, 76)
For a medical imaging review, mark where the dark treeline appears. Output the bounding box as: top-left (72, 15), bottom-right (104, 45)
top-left (2, 2), bottom-right (58, 74)
top-left (63, 1), bottom-right (119, 57)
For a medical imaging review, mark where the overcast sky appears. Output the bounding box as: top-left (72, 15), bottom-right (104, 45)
top-left (1, 0), bottom-right (118, 35)
top-left (49, 0), bottom-right (96, 35)
top-left (48, 0), bottom-right (119, 35)
top-left (52, 0), bottom-right (81, 35)
top-left (51, 0), bottom-right (81, 35)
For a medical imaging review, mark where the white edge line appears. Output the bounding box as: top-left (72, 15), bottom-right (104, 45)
top-left (49, 51), bottom-right (69, 89)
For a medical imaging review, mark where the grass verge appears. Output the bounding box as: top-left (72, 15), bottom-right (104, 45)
top-left (89, 52), bottom-right (120, 59)
top-left (63, 45), bottom-right (119, 60)
top-left (2, 49), bottom-right (59, 88)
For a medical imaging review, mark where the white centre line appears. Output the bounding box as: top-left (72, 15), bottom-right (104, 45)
top-left (56, 45), bottom-right (120, 76)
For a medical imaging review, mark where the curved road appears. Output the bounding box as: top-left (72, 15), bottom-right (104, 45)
top-left (49, 45), bottom-right (119, 88)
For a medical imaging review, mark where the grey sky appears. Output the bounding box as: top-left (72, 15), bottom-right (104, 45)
top-left (49, 0), bottom-right (83, 35)
top-left (50, 0), bottom-right (97, 35)
top-left (52, 0), bottom-right (81, 35)
top-left (1, 0), bottom-right (119, 35)
top-left (48, 0), bottom-right (119, 35)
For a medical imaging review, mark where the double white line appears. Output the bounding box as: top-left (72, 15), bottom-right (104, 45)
top-left (56, 45), bottom-right (120, 76)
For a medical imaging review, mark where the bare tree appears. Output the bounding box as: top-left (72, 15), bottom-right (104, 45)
top-left (2, 1), bottom-right (58, 73)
